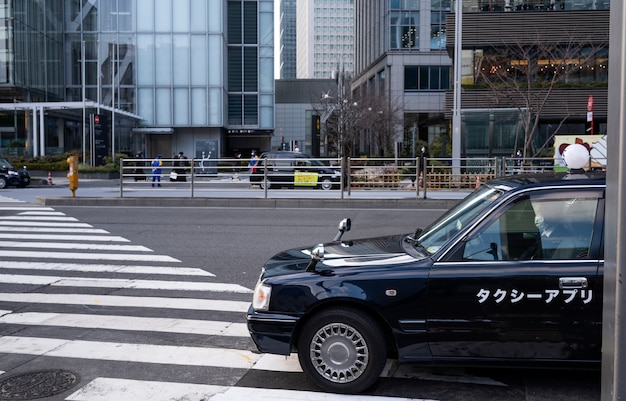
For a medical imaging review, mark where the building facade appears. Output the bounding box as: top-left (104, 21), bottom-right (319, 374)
top-left (296, 0), bottom-right (355, 79)
top-left (445, 2), bottom-right (610, 158)
top-left (0, 0), bottom-right (274, 162)
top-left (353, 0), bottom-right (610, 159)
top-left (352, 0), bottom-right (452, 158)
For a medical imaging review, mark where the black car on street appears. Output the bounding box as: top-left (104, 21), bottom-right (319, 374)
top-left (249, 151), bottom-right (341, 190)
top-left (247, 170), bottom-right (605, 393)
top-left (0, 157), bottom-right (30, 188)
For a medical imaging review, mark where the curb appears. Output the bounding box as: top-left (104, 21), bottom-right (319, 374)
top-left (34, 196), bottom-right (462, 210)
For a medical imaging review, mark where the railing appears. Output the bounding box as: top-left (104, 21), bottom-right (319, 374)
top-left (119, 156), bottom-right (565, 199)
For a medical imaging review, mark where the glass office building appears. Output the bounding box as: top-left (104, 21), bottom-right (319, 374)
top-left (0, 0), bottom-right (274, 161)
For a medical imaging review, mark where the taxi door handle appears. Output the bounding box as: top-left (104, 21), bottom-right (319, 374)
top-left (559, 277), bottom-right (588, 289)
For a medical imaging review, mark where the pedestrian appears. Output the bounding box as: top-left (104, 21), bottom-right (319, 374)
top-left (133, 151), bottom-right (146, 181)
top-left (419, 145), bottom-right (430, 187)
top-left (249, 150), bottom-right (259, 173)
top-left (514, 149), bottom-right (523, 174)
top-left (151, 154), bottom-right (163, 187)
top-left (233, 153), bottom-right (242, 180)
top-left (176, 151), bottom-right (188, 182)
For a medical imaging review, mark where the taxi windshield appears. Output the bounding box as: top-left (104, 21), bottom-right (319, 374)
top-left (417, 185), bottom-right (507, 254)
top-left (0, 158), bottom-right (14, 169)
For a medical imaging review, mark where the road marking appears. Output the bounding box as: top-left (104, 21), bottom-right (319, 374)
top-left (0, 293), bottom-right (250, 312)
top-left (0, 336), bottom-right (260, 369)
top-left (66, 378), bottom-right (435, 401)
top-left (0, 207), bottom-right (52, 210)
top-left (0, 274), bottom-right (252, 293)
top-left (0, 233), bottom-right (129, 241)
top-left (17, 211), bottom-right (65, 215)
top-left (0, 240), bottom-right (150, 251)
top-left (0, 250), bottom-right (180, 262)
top-left (0, 196), bottom-right (24, 203)
top-left (0, 312), bottom-right (249, 337)
top-left (0, 226), bottom-right (109, 233)
top-left (0, 215), bottom-right (79, 221)
top-left (0, 261), bottom-right (214, 276)
top-left (0, 221), bottom-right (93, 227)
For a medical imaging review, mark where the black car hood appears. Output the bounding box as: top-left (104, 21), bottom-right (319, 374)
top-left (262, 234), bottom-right (420, 278)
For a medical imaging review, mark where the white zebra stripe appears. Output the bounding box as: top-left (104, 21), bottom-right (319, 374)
top-left (0, 261), bottom-right (214, 276)
top-left (0, 233), bottom-right (129, 241)
top-left (17, 211), bottom-right (65, 215)
top-left (0, 196), bottom-right (24, 203)
top-left (0, 311), bottom-right (249, 337)
top-left (0, 226), bottom-right (108, 233)
top-left (0, 240), bottom-right (150, 251)
top-left (0, 293), bottom-right (249, 312)
top-left (0, 336), bottom-right (260, 369)
top-left (0, 221), bottom-right (93, 227)
top-left (0, 207), bottom-right (52, 210)
top-left (66, 378), bottom-right (433, 401)
top-left (0, 250), bottom-right (179, 262)
top-left (0, 274), bottom-right (252, 293)
top-left (0, 216), bottom-right (78, 221)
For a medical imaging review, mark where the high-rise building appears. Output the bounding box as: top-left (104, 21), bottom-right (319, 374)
top-left (352, 0), bottom-right (451, 157)
top-left (296, 0), bottom-right (354, 79)
top-left (278, 0), bottom-right (297, 79)
top-left (0, 0), bottom-right (275, 161)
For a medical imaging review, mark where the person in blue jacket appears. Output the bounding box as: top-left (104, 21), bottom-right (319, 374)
top-left (151, 154), bottom-right (163, 187)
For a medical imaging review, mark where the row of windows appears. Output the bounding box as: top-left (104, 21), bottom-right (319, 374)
top-left (314, 53), bottom-right (354, 60)
top-left (404, 66), bottom-right (451, 91)
top-left (315, 44), bottom-right (353, 51)
top-left (314, 0), bottom-right (354, 4)
top-left (314, 26), bottom-right (354, 33)
top-left (314, 35), bottom-right (353, 42)
top-left (314, 8), bottom-right (353, 15)
top-left (314, 17), bottom-right (353, 24)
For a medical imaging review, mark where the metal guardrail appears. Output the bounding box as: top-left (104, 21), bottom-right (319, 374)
top-left (119, 156), bottom-right (563, 199)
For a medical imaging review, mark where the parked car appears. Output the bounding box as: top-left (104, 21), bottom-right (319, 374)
top-left (249, 151), bottom-right (341, 190)
top-left (247, 170), bottom-right (605, 393)
top-left (0, 157), bottom-right (30, 188)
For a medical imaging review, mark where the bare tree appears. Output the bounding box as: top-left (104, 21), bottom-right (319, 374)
top-left (476, 32), bottom-right (608, 157)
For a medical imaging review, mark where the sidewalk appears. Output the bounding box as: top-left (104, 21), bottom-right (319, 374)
top-left (29, 174), bottom-right (471, 209)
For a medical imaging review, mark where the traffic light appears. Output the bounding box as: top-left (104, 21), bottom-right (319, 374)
top-left (66, 156), bottom-right (79, 197)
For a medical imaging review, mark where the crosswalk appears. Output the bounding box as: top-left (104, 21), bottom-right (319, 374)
top-left (0, 197), bottom-right (436, 401)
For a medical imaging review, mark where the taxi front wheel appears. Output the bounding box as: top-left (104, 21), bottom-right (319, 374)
top-left (297, 307), bottom-right (387, 394)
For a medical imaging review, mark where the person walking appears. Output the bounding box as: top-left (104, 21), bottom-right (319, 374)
top-left (419, 146), bottom-right (430, 187)
top-left (151, 154), bottom-right (163, 187)
top-left (176, 151), bottom-right (189, 182)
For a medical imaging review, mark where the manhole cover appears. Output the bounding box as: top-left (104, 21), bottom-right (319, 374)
top-left (0, 370), bottom-right (79, 400)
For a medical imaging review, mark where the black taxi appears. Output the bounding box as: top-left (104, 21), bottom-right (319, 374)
top-left (247, 170), bottom-right (605, 393)
top-left (249, 151), bottom-right (341, 190)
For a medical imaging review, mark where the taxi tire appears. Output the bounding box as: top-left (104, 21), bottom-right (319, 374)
top-left (320, 177), bottom-right (333, 191)
top-left (297, 307), bottom-right (386, 394)
top-left (0, 176), bottom-right (6, 189)
top-left (259, 178), bottom-right (272, 190)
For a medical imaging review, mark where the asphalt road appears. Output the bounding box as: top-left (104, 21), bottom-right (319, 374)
top-left (0, 187), bottom-right (602, 401)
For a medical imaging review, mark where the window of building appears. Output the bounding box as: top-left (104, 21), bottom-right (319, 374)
top-left (389, 1), bottom-right (420, 49)
top-left (430, 0), bottom-right (450, 50)
top-left (404, 66), bottom-right (451, 90)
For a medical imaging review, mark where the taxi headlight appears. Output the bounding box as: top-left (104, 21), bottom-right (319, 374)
top-left (252, 281), bottom-right (272, 311)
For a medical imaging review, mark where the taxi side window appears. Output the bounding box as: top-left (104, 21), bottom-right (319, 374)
top-left (462, 196), bottom-right (598, 261)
